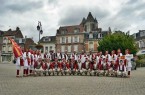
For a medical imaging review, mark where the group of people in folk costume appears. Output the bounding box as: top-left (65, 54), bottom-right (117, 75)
top-left (15, 48), bottom-right (133, 78)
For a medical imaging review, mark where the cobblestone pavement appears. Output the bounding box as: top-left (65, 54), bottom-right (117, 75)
top-left (0, 63), bottom-right (145, 95)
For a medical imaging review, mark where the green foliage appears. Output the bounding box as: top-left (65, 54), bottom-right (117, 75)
top-left (98, 32), bottom-right (138, 55)
top-left (136, 55), bottom-right (145, 67)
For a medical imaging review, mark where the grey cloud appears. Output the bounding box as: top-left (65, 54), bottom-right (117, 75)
top-left (58, 6), bottom-right (110, 26)
top-left (100, 0), bottom-right (145, 32)
top-left (0, 0), bottom-right (43, 14)
top-left (48, 0), bottom-right (58, 4)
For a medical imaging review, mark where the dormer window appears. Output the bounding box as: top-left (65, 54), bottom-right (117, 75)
top-left (74, 28), bottom-right (80, 33)
top-left (48, 38), bottom-right (51, 41)
top-left (62, 30), bottom-right (67, 34)
top-left (89, 33), bottom-right (93, 38)
top-left (98, 33), bottom-right (102, 38)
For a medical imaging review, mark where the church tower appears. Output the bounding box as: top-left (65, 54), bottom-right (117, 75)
top-left (80, 12), bottom-right (98, 32)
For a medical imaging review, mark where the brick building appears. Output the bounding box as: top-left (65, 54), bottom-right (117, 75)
top-left (56, 12), bottom-right (110, 54)
top-left (1, 27), bottom-right (35, 63)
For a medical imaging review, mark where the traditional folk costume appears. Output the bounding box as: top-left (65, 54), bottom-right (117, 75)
top-left (77, 60), bottom-right (83, 75)
top-left (52, 59), bottom-right (61, 75)
top-left (70, 53), bottom-right (78, 63)
top-left (125, 53), bottom-right (132, 77)
top-left (16, 56), bottom-right (24, 77)
top-left (55, 53), bottom-right (63, 62)
top-left (23, 51), bottom-right (31, 76)
top-left (61, 59), bottom-right (70, 75)
top-left (117, 60), bottom-right (127, 77)
top-left (109, 61), bottom-right (118, 76)
top-left (30, 51), bottom-right (35, 75)
top-left (69, 59), bottom-right (77, 75)
top-left (46, 59), bottom-right (51, 75)
top-left (41, 61), bottom-right (47, 76)
top-left (63, 53), bottom-right (69, 62)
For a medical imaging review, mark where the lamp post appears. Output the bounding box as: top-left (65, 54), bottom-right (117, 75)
top-left (37, 21), bottom-right (43, 42)
top-left (36, 21), bottom-right (43, 50)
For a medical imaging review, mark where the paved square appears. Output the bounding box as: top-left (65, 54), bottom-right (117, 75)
top-left (0, 63), bottom-right (145, 95)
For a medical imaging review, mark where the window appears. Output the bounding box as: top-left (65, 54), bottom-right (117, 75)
top-left (74, 36), bottom-right (78, 42)
top-left (19, 38), bottom-right (22, 43)
top-left (45, 46), bottom-right (48, 52)
top-left (74, 28), bottom-right (80, 33)
top-left (61, 46), bottom-right (65, 52)
top-left (2, 46), bottom-right (6, 52)
top-left (49, 46), bottom-right (52, 51)
top-left (8, 46), bottom-right (12, 51)
top-left (74, 45), bottom-right (78, 52)
top-left (62, 30), bottom-right (67, 34)
top-left (98, 33), bottom-right (102, 38)
top-left (60, 37), bottom-right (62, 43)
top-left (68, 46), bottom-right (71, 52)
top-left (68, 37), bottom-right (71, 43)
top-left (89, 33), bottom-right (93, 38)
top-left (89, 41), bottom-right (94, 51)
top-left (48, 38), bottom-right (51, 41)
top-left (62, 37), bottom-right (66, 43)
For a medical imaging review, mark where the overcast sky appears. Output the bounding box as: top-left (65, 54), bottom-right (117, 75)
top-left (0, 0), bottom-right (145, 42)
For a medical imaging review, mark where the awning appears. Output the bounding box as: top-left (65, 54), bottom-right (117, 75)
top-left (136, 50), bottom-right (145, 55)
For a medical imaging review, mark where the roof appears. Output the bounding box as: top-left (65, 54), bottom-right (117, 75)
top-left (3, 27), bottom-right (23, 38)
top-left (25, 38), bottom-right (35, 44)
top-left (86, 12), bottom-right (95, 22)
top-left (58, 25), bottom-right (84, 34)
top-left (39, 36), bottom-right (56, 43)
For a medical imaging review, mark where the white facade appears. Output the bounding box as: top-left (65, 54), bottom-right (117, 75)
top-left (42, 43), bottom-right (55, 53)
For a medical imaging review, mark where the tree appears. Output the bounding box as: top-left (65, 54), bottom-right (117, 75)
top-left (98, 31), bottom-right (138, 55)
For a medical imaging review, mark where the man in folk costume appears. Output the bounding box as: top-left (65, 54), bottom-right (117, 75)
top-left (29, 50), bottom-right (35, 76)
top-left (125, 49), bottom-right (132, 78)
top-left (109, 60), bottom-right (118, 77)
top-left (110, 50), bottom-right (117, 64)
top-left (92, 59), bottom-right (98, 76)
top-left (117, 59), bottom-right (127, 77)
top-left (41, 59), bottom-right (47, 76)
top-left (53, 58), bottom-right (61, 75)
top-left (50, 50), bottom-right (55, 62)
top-left (61, 58), bottom-right (69, 75)
top-left (49, 59), bottom-right (55, 75)
top-left (45, 58), bottom-right (51, 75)
top-left (79, 50), bottom-right (87, 72)
top-left (88, 50), bottom-right (95, 63)
top-left (116, 49), bottom-right (123, 66)
top-left (43, 51), bottom-right (48, 59)
top-left (55, 49), bottom-right (63, 62)
top-left (63, 50), bottom-right (69, 62)
top-left (23, 49), bottom-right (30, 77)
top-left (15, 56), bottom-right (24, 77)
top-left (101, 57), bottom-right (109, 76)
top-left (76, 59), bottom-right (83, 75)
top-left (69, 58), bottom-right (77, 75)
top-left (37, 50), bottom-right (42, 59)
top-left (96, 51), bottom-right (104, 76)
top-left (34, 58), bottom-right (42, 76)
top-left (104, 50), bottom-right (111, 66)
top-left (84, 58), bottom-right (91, 75)
top-left (70, 50), bottom-right (78, 64)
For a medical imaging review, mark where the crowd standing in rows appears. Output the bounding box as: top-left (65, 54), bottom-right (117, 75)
top-left (15, 48), bottom-right (133, 78)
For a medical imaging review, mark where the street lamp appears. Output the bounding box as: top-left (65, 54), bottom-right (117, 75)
top-left (37, 21), bottom-right (43, 42)
top-left (36, 21), bottom-right (43, 50)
